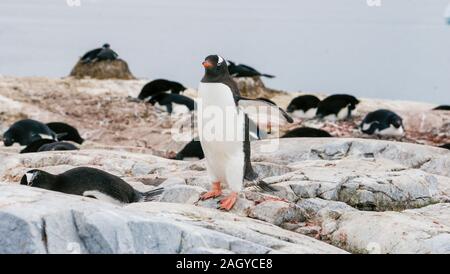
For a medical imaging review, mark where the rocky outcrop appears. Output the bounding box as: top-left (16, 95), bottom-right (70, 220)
top-left (69, 59), bottom-right (135, 80)
top-left (0, 138), bottom-right (449, 253)
top-left (0, 184), bottom-right (344, 254)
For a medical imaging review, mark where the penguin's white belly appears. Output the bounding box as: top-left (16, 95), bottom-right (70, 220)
top-left (324, 106), bottom-right (349, 121)
top-left (376, 124), bottom-right (404, 136)
top-left (197, 82), bottom-right (245, 191)
top-left (292, 108), bottom-right (317, 119)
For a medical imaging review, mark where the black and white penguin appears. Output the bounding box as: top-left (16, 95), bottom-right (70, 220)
top-left (95, 43), bottom-right (118, 61)
top-left (433, 105), bottom-right (450, 111)
top-left (80, 43), bottom-right (118, 63)
top-left (148, 93), bottom-right (196, 114)
top-left (316, 94), bottom-right (360, 121)
top-left (3, 119), bottom-right (58, 147)
top-left (46, 122), bottom-right (84, 144)
top-left (286, 95), bottom-right (321, 118)
top-left (38, 142), bottom-right (78, 152)
top-left (20, 167), bottom-right (164, 204)
top-left (439, 143), bottom-right (450, 150)
top-left (197, 55), bottom-right (292, 210)
top-left (138, 79), bottom-right (187, 101)
top-left (20, 139), bottom-right (56, 154)
top-left (282, 127), bottom-right (332, 138)
top-left (360, 109), bottom-right (405, 137)
top-left (173, 139), bottom-right (204, 160)
top-left (227, 60), bottom-right (275, 78)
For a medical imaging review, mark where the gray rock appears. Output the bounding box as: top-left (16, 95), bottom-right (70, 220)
top-left (0, 184), bottom-right (345, 254)
top-left (158, 185), bottom-right (206, 204)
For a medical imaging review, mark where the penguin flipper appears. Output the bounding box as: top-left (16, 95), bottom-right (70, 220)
top-left (141, 187), bottom-right (164, 202)
top-left (236, 96), bottom-right (294, 123)
top-left (261, 74), bottom-right (275, 78)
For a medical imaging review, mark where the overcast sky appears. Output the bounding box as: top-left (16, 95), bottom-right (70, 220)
top-left (0, 0), bottom-right (449, 103)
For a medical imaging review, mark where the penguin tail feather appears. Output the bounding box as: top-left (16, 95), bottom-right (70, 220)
top-left (141, 187), bottom-right (164, 202)
top-left (253, 179), bottom-right (277, 192)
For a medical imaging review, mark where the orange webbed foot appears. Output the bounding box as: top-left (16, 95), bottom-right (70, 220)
top-left (200, 181), bottom-right (222, 200)
top-left (218, 192), bottom-right (238, 211)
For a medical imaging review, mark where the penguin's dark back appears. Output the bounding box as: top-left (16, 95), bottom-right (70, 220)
top-left (139, 79), bottom-right (181, 99)
top-left (46, 122), bottom-right (84, 144)
top-left (38, 142), bottom-right (78, 152)
top-left (20, 139), bottom-right (56, 153)
top-left (57, 167), bottom-right (138, 203)
top-left (282, 127), bottom-right (332, 138)
top-left (287, 95), bottom-right (320, 111)
top-left (6, 119), bottom-right (55, 145)
top-left (317, 99), bottom-right (351, 116)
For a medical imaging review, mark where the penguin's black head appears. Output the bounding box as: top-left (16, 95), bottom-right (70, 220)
top-left (103, 43), bottom-right (110, 48)
top-left (171, 82), bottom-right (187, 94)
top-left (390, 116), bottom-right (403, 129)
top-left (202, 55), bottom-right (228, 76)
top-left (2, 131), bottom-right (14, 147)
top-left (20, 169), bottom-right (55, 190)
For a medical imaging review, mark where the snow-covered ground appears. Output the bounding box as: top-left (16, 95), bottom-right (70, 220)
top-left (0, 0), bottom-right (449, 103)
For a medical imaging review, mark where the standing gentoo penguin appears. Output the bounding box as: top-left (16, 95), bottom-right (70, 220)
top-left (46, 122), bottom-right (84, 144)
top-left (316, 94), bottom-right (360, 121)
top-left (21, 167), bottom-right (164, 204)
top-left (286, 95), bottom-right (321, 118)
top-left (227, 60), bottom-right (275, 78)
top-left (360, 109), bottom-right (405, 136)
top-left (197, 55), bottom-right (292, 211)
top-left (148, 93), bottom-right (196, 114)
top-left (138, 79), bottom-right (187, 101)
top-left (3, 119), bottom-right (58, 146)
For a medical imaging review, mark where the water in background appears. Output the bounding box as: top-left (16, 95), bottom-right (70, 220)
top-left (0, 0), bottom-right (449, 104)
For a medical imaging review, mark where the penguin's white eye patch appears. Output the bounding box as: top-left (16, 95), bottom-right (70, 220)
top-left (217, 55), bottom-right (224, 65)
top-left (25, 172), bottom-right (37, 185)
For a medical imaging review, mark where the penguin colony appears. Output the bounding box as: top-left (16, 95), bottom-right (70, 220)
top-left (1, 43), bottom-right (448, 210)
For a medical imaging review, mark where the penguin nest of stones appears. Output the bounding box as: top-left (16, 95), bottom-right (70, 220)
top-left (69, 59), bottom-right (135, 80)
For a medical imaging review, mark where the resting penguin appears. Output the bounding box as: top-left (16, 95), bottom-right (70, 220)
top-left (227, 60), bottom-right (275, 78)
top-left (3, 119), bottom-right (58, 147)
top-left (360, 109), bottom-right (405, 137)
top-left (80, 43), bottom-right (118, 63)
top-left (21, 167), bottom-right (164, 204)
top-left (197, 55), bottom-right (293, 211)
top-left (148, 93), bottom-right (196, 114)
top-left (38, 142), bottom-right (78, 152)
top-left (316, 94), bottom-right (360, 121)
top-left (433, 105), bottom-right (450, 111)
top-left (138, 79), bottom-right (187, 101)
top-left (282, 127), bottom-right (332, 138)
top-left (46, 122), bottom-right (84, 144)
top-left (20, 139), bottom-right (56, 154)
top-left (286, 95), bottom-right (321, 118)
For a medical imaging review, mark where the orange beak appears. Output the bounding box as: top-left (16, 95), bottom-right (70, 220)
top-left (202, 61), bottom-right (213, 68)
